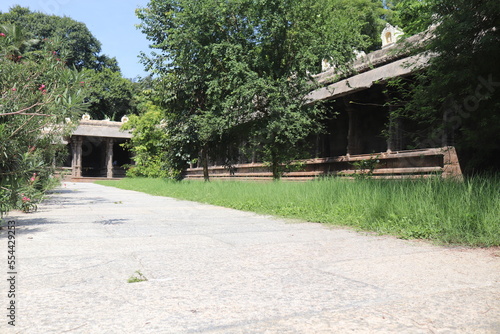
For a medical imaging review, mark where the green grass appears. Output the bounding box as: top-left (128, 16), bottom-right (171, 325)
top-left (96, 176), bottom-right (500, 247)
top-left (127, 270), bottom-right (148, 283)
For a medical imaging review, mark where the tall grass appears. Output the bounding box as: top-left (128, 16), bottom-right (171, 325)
top-left (97, 176), bottom-right (500, 246)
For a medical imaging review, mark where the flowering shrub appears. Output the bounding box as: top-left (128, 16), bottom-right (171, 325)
top-left (19, 194), bottom-right (37, 213)
top-left (14, 173), bottom-right (42, 213)
top-left (0, 23), bottom-right (90, 217)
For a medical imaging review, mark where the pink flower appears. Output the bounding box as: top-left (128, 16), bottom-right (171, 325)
top-left (53, 51), bottom-right (57, 55)
top-left (0, 33), bottom-right (5, 37)
top-left (30, 177), bottom-right (35, 182)
top-left (11, 88), bottom-right (16, 91)
top-left (39, 84), bottom-right (46, 90)
top-left (22, 196), bottom-right (30, 202)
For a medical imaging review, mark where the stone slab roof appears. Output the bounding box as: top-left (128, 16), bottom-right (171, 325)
top-left (72, 120), bottom-right (132, 139)
top-left (307, 53), bottom-right (431, 103)
top-left (307, 29), bottom-right (433, 103)
top-left (312, 30), bottom-right (432, 85)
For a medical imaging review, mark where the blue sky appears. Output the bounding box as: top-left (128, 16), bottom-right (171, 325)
top-left (0, 0), bottom-right (152, 79)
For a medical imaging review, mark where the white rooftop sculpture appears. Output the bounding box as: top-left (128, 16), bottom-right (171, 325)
top-left (381, 23), bottom-right (404, 48)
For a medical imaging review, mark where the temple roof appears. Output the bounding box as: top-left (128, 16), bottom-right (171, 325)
top-left (72, 120), bottom-right (132, 139)
top-left (308, 29), bottom-right (433, 103)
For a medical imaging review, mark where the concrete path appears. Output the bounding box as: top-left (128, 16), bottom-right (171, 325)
top-left (1, 182), bottom-right (499, 333)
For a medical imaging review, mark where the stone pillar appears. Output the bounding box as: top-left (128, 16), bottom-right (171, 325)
top-left (384, 92), bottom-right (403, 152)
top-left (442, 146), bottom-right (463, 180)
top-left (386, 117), bottom-right (403, 152)
top-left (442, 109), bottom-right (451, 147)
top-left (345, 99), bottom-right (362, 155)
top-left (105, 138), bottom-right (114, 179)
top-left (71, 137), bottom-right (83, 178)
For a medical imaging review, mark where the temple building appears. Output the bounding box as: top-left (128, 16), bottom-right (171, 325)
top-left (184, 25), bottom-right (462, 180)
top-left (64, 116), bottom-right (133, 180)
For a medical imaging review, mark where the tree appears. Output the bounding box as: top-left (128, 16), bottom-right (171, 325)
top-left (388, 0), bottom-right (433, 35)
top-left (0, 5), bottom-right (118, 71)
top-left (121, 110), bottom-right (172, 178)
top-left (0, 23), bottom-right (39, 61)
top-left (137, 0), bottom-right (254, 180)
top-left (340, 0), bottom-right (391, 51)
top-left (0, 25), bottom-right (89, 216)
top-left (120, 81), bottom-right (183, 178)
top-left (0, 6), bottom-right (140, 121)
top-left (137, 0), bottom-right (369, 180)
top-left (83, 68), bottom-right (138, 121)
top-left (390, 0), bottom-right (500, 172)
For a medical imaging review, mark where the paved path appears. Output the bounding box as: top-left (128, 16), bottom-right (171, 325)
top-left (1, 182), bottom-right (499, 333)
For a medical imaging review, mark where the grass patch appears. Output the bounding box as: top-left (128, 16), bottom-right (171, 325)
top-left (96, 176), bottom-right (500, 247)
top-left (127, 270), bottom-right (148, 283)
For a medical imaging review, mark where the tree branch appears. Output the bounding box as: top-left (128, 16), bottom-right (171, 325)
top-left (0, 103), bottom-right (46, 117)
top-left (17, 113), bottom-right (52, 117)
top-left (9, 115), bottom-right (34, 138)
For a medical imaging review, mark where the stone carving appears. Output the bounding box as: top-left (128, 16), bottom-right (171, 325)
top-left (381, 23), bottom-right (404, 48)
top-left (321, 58), bottom-right (335, 72)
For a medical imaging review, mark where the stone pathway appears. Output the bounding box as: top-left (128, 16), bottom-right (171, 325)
top-left (1, 182), bottom-right (499, 333)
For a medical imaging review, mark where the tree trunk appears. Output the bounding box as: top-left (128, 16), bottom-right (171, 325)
top-left (201, 146), bottom-right (210, 182)
top-left (271, 154), bottom-right (281, 180)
